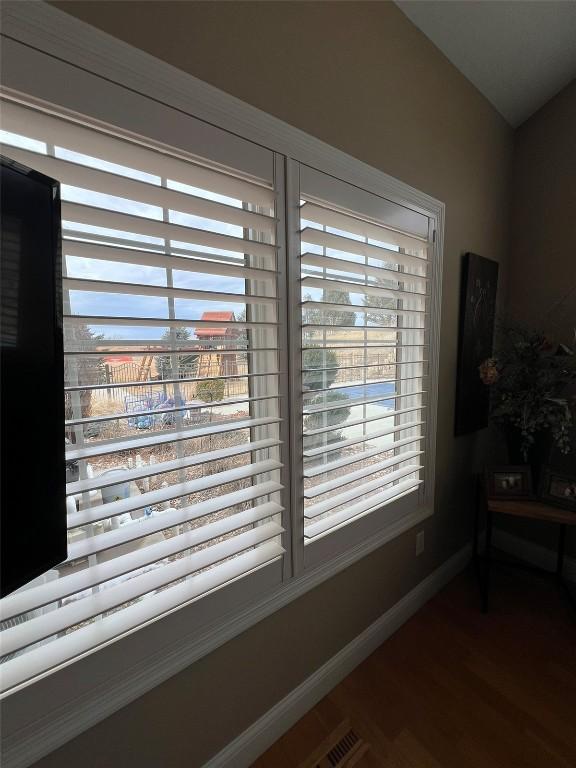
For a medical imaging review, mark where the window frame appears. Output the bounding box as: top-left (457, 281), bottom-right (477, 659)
top-left (0, 4), bottom-right (444, 766)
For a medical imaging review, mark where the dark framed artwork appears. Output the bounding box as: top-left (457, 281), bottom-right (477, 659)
top-left (539, 466), bottom-right (576, 512)
top-left (486, 466), bottom-right (533, 500)
top-left (455, 252), bottom-right (499, 435)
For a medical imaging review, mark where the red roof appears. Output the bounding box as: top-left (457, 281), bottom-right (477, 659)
top-left (195, 311), bottom-right (240, 339)
top-left (200, 312), bottom-right (235, 323)
top-left (103, 355), bottom-right (133, 364)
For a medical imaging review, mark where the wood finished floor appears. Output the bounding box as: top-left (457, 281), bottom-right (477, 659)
top-left (251, 564), bottom-right (576, 768)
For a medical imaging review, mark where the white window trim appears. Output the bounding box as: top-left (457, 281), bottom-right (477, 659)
top-left (0, 4), bottom-right (444, 767)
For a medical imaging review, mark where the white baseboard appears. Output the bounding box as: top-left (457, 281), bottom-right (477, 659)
top-left (493, 528), bottom-right (576, 582)
top-left (203, 544), bottom-right (472, 768)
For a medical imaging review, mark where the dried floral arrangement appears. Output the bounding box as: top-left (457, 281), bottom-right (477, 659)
top-left (479, 326), bottom-right (576, 460)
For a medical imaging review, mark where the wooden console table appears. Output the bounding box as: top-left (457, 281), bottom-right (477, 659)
top-left (474, 486), bottom-right (576, 613)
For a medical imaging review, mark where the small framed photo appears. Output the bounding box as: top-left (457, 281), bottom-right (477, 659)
top-left (539, 467), bottom-right (576, 512)
top-left (486, 466), bottom-right (533, 499)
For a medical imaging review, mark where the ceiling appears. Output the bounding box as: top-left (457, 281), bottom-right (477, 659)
top-left (395, 1), bottom-right (576, 127)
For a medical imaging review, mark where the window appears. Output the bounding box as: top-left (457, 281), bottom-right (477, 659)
top-left (0, 94), bottom-right (439, 695)
top-left (286, 164), bottom-right (434, 567)
top-left (0, 98), bottom-right (286, 690)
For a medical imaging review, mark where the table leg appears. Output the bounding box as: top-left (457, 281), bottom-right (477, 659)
top-left (473, 476), bottom-right (480, 567)
top-left (557, 524), bottom-right (566, 580)
top-left (482, 505), bottom-right (493, 613)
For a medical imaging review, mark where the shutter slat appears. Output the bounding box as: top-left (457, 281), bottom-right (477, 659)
top-left (300, 252), bottom-right (428, 290)
top-left (304, 435), bottom-right (425, 478)
top-left (66, 438), bottom-right (280, 495)
top-left (302, 323), bottom-right (425, 333)
top-left (302, 342), bottom-right (426, 351)
top-left (68, 459), bottom-right (282, 527)
top-left (304, 464), bottom-right (423, 518)
top-left (304, 373), bottom-right (426, 396)
top-left (302, 420), bottom-right (424, 458)
top-left (303, 391), bottom-right (426, 415)
top-left (64, 314), bottom-right (277, 330)
top-left (300, 202), bottom-right (428, 252)
top-left (65, 236), bottom-right (269, 273)
top-left (62, 202), bottom-right (276, 259)
top-left (68, 482), bottom-right (283, 560)
top-left (301, 275), bottom-right (427, 302)
top-left (302, 360), bottom-right (427, 374)
top-left (300, 228), bottom-right (426, 272)
top-left (64, 229), bottom-right (259, 265)
top-left (303, 404), bottom-right (425, 437)
top-left (304, 481), bottom-right (422, 538)
top-left (65, 370), bottom-right (279, 392)
top-left (66, 394), bottom-right (280, 428)
top-left (65, 346), bottom-right (262, 356)
top-left (65, 416), bottom-right (281, 461)
top-left (305, 450), bottom-right (424, 496)
top-left (63, 240), bottom-right (276, 282)
top-left (1, 144), bottom-right (277, 235)
top-left (64, 277), bottom-right (278, 306)
top-left (301, 299), bottom-right (426, 319)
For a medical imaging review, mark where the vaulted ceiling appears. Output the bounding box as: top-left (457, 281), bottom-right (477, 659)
top-left (396, 1), bottom-right (576, 126)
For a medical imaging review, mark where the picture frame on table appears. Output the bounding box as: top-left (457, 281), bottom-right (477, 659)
top-left (539, 466), bottom-right (576, 512)
top-left (486, 465), bottom-right (533, 500)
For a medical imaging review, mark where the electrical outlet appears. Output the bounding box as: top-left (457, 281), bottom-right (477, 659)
top-left (416, 530), bottom-right (425, 556)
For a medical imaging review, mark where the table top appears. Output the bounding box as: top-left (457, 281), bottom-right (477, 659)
top-left (487, 497), bottom-right (576, 525)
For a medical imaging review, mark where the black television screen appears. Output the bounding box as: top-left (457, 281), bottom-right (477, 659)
top-left (1, 155), bottom-right (67, 598)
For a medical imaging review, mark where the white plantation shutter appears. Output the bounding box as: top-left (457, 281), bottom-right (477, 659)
top-left (298, 166), bottom-right (431, 542)
top-left (0, 99), bottom-right (285, 689)
top-left (0, 92), bottom-right (440, 698)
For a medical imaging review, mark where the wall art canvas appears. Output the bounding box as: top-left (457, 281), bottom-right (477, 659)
top-left (455, 252), bottom-right (499, 435)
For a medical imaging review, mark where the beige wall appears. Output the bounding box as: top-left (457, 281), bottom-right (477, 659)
top-left (37, 2), bottom-right (513, 766)
top-left (508, 79), bottom-right (576, 341)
